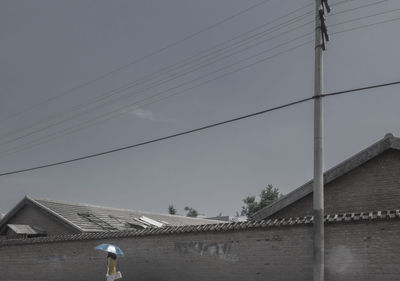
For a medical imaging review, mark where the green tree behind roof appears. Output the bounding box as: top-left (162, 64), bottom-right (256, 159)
top-left (241, 184), bottom-right (282, 218)
top-left (168, 205), bottom-right (177, 215)
top-left (184, 206), bottom-right (198, 218)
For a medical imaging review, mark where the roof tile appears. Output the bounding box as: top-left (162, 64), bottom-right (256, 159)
top-left (28, 197), bottom-right (222, 232)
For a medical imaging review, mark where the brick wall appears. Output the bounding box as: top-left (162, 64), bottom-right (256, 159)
top-left (1, 219), bottom-right (400, 281)
top-left (271, 149), bottom-right (400, 219)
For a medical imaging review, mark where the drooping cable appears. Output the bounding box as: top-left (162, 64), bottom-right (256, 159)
top-left (0, 80), bottom-right (399, 177)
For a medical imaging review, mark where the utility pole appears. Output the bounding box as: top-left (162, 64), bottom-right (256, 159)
top-left (314, 1), bottom-right (330, 281)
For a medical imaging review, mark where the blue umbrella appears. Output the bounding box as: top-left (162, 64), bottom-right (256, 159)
top-left (95, 243), bottom-right (124, 256)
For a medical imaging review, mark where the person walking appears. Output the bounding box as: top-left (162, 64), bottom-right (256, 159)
top-left (95, 243), bottom-right (124, 281)
top-left (106, 252), bottom-right (121, 281)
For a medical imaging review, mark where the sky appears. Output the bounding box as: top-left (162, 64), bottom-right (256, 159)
top-left (0, 0), bottom-right (399, 217)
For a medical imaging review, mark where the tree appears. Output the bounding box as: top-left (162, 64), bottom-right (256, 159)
top-left (168, 205), bottom-right (177, 215)
top-left (184, 206), bottom-right (198, 217)
top-left (241, 184), bottom-right (282, 218)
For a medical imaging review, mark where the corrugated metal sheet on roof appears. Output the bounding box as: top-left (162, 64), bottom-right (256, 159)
top-left (7, 224), bottom-right (40, 235)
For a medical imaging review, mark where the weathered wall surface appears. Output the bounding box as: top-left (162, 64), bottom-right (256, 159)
top-left (1, 203), bottom-right (76, 236)
top-left (272, 149), bottom-right (400, 218)
top-left (1, 219), bottom-right (399, 281)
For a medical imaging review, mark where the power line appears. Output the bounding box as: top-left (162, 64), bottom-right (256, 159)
top-left (0, 98), bottom-right (313, 177)
top-left (330, 6), bottom-right (400, 28)
top-left (3, 6), bottom-right (400, 157)
top-left (0, 37), bottom-right (314, 158)
top-left (0, 0), bottom-right (370, 135)
top-left (0, 31), bottom-right (315, 149)
top-left (0, 0), bottom-right (275, 125)
top-left (0, 0), bottom-right (397, 153)
top-left (0, 40), bottom-right (313, 158)
top-left (330, 0), bottom-right (390, 17)
top-left (322, 81), bottom-right (400, 98)
top-left (332, 14), bottom-right (400, 35)
top-left (0, 80), bottom-right (399, 177)
top-left (0, 7), bottom-right (315, 144)
top-left (0, 0), bottom-right (377, 148)
top-left (331, 0), bottom-right (362, 6)
top-left (0, 13), bottom-right (311, 143)
top-left (2, 0), bottom-right (383, 148)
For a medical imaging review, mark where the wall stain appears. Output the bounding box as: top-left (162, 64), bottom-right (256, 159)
top-left (42, 254), bottom-right (66, 262)
top-left (175, 241), bottom-right (238, 262)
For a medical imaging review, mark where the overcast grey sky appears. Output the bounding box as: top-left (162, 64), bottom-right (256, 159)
top-left (1, 0), bottom-right (399, 217)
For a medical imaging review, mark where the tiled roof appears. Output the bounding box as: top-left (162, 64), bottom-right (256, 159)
top-left (0, 196), bottom-right (222, 233)
top-left (252, 133), bottom-right (400, 221)
top-left (33, 197), bottom-right (222, 230)
top-left (1, 209), bottom-right (399, 246)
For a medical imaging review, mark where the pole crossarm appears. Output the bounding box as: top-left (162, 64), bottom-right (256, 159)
top-left (318, 0), bottom-right (331, 50)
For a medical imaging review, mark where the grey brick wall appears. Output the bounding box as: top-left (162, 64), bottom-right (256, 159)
top-left (271, 149), bottom-right (400, 219)
top-left (1, 219), bottom-right (400, 281)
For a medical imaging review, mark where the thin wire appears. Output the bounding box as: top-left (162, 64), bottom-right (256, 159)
top-left (0, 0), bottom-right (364, 130)
top-left (0, 0), bottom-right (375, 145)
top-left (0, 0), bottom-right (275, 125)
top-left (3, 8), bottom-right (400, 156)
top-left (330, 7), bottom-right (400, 28)
top-left (0, 8), bottom-right (315, 144)
top-left (0, 11), bottom-right (314, 140)
top-left (0, 0), bottom-right (397, 152)
top-left (0, 31), bottom-right (315, 149)
top-left (127, 7), bottom-right (313, 89)
top-left (2, 0), bottom-right (393, 147)
top-left (0, 39), bottom-right (314, 158)
top-left (0, 80), bottom-right (399, 177)
top-left (330, 0), bottom-right (390, 17)
top-left (131, 41), bottom-right (313, 108)
top-left (332, 15), bottom-right (400, 34)
top-left (331, 0), bottom-right (360, 6)
top-left (0, 97), bottom-right (312, 177)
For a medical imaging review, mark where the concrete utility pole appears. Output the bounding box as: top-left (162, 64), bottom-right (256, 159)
top-left (314, 1), bottom-right (330, 281)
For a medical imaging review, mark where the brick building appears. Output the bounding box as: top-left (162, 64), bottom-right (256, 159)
top-left (252, 133), bottom-right (400, 220)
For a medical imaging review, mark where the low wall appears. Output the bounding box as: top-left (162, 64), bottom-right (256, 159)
top-left (1, 215), bottom-right (400, 281)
